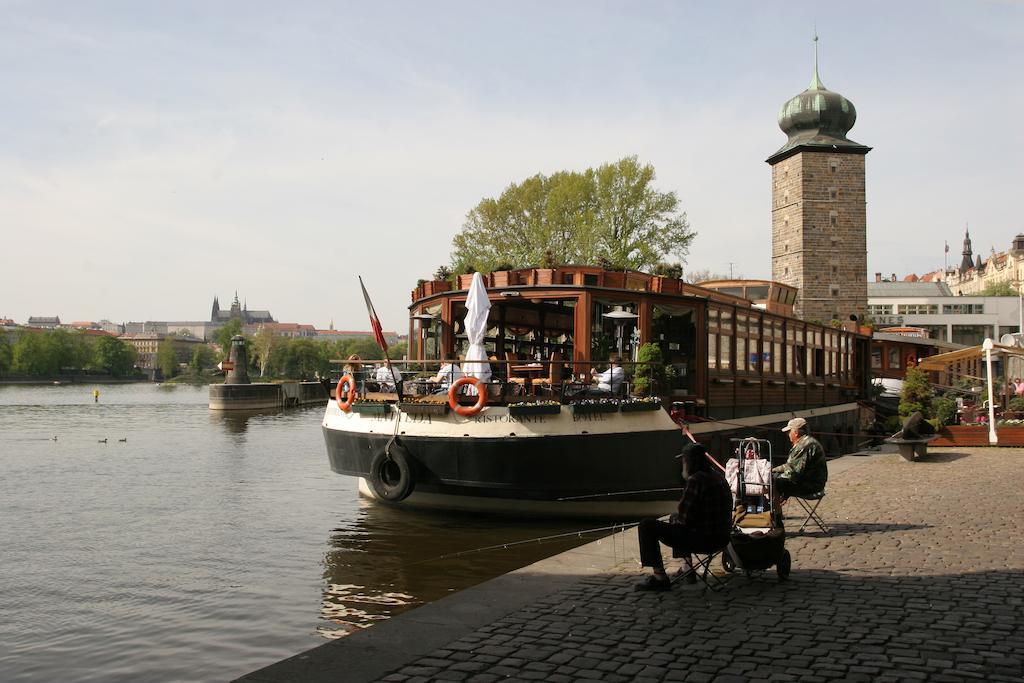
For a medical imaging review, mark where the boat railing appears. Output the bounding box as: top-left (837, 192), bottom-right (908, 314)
top-left (327, 358), bottom-right (672, 405)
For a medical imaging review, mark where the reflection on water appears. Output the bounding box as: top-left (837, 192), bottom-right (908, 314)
top-left (318, 500), bottom-right (611, 639)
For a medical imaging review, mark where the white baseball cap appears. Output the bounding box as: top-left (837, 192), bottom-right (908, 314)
top-left (781, 417), bottom-right (807, 433)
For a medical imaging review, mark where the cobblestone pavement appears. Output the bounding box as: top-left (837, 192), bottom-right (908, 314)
top-left (379, 448), bottom-right (1024, 682)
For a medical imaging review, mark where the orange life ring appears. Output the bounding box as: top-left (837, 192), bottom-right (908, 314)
top-left (448, 376), bottom-right (487, 417)
top-left (336, 375), bottom-right (356, 412)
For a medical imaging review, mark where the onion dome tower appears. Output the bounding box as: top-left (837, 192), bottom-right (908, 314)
top-left (768, 36), bottom-right (871, 323)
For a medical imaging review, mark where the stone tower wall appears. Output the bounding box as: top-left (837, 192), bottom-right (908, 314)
top-left (771, 151), bottom-right (867, 323)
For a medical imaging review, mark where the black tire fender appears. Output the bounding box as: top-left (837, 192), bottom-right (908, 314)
top-left (368, 443), bottom-right (415, 502)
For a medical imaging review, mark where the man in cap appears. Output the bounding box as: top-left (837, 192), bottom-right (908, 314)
top-left (635, 442), bottom-right (733, 591)
top-left (774, 417), bottom-right (828, 498)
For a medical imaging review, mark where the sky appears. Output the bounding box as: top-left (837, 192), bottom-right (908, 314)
top-left (3, 1), bottom-right (1022, 332)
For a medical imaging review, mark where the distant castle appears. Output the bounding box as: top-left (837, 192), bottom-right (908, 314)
top-left (210, 292), bottom-right (275, 325)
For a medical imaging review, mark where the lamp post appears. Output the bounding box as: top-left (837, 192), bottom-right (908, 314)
top-left (983, 337), bottom-right (998, 445)
top-left (602, 309), bottom-right (639, 358)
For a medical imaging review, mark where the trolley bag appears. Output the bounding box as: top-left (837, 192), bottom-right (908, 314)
top-left (728, 528), bottom-right (785, 571)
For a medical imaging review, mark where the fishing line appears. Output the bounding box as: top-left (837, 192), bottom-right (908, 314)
top-left (404, 522), bottom-right (638, 567)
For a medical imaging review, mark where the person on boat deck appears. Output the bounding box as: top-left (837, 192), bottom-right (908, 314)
top-left (374, 364), bottom-right (403, 391)
top-left (431, 358), bottom-right (464, 391)
top-left (343, 354), bottom-right (365, 392)
top-left (773, 417), bottom-right (828, 499)
top-left (588, 355), bottom-right (625, 395)
top-left (635, 442), bottom-right (733, 592)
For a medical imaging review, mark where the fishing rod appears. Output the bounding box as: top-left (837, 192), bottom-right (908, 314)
top-left (557, 487), bottom-right (684, 501)
top-left (404, 522), bottom-right (637, 567)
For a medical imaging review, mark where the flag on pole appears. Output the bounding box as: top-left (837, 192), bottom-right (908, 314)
top-left (945, 241), bottom-right (949, 254)
top-left (359, 276), bottom-right (389, 353)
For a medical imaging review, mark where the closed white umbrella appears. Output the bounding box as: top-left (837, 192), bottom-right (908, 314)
top-left (462, 272), bottom-right (492, 384)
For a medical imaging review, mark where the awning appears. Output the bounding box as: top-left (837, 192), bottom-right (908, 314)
top-left (918, 343), bottom-right (1024, 371)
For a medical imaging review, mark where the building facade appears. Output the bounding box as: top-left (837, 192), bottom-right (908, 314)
top-left (867, 280), bottom-right (1021, 345)
top-left (769, 47), bottom-right (870, 324)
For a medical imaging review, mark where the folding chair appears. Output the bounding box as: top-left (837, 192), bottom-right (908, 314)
top-left (671, 544), bottom-right (729, 593)
top-left (791, 490), bottom-right (829, 533)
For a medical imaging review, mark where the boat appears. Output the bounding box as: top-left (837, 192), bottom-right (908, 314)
top-left (321, 266), bottom-right (871, 518)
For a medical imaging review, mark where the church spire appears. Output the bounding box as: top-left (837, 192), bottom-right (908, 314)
top-left (961, 224), bottom-right (974, 271)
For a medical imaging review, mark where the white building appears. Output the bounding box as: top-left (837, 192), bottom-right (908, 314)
top-left (867, 281), bottom-right (1021, 345)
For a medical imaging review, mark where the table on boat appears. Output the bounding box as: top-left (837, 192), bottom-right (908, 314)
top-left (510, 364), bottom-right (546, 391)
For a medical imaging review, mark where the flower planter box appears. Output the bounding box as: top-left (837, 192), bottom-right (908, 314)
top-left (351, 403), bottom-right (392, 416)
top-left (490, 271), bottom-right (511, 288)
top-left (932, 424), bottom-right (1024, 447)
top-left (620, 399), bottom-right (662, 413)
top-left (399, 402), bottom-right (449, 416)
top-left (533, 269), bottom-right (555, 285)
top-left (570, 402), bottom-right (619, 415)
top-left (508, 403), bottom-right (562, 416)
top-left (421, 280), bottom-right (452, 297)
top-left (603, 272), bottom-right (625, 289)
top-left (457, 274), bottom-right (476, 289)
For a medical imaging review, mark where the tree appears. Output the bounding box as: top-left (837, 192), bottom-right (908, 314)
top-left (93, 336), bottom-right (137, 378)
top-left (652, 262), bottom-right (683, 280)
top-left (685, 268), bottom-right (737, 284)
top-left (213, 319), bottom-right (243, 358)
top-left (189, 345), bottom-right (214, 375)
top-left (251, 327), bottom-right (280, 377)
top-left (0, 331), bottom-right (12, 377)
top-left (981, 280), bottom-right (1017, 297)
top-left (12, 331), bottom-right (55, 376)
top-left (156, 338), bottom-right (180, 379)
top-left (451, 156), bottom-right (693, 273)
top-left (899, 365), bottom-right (934, 417)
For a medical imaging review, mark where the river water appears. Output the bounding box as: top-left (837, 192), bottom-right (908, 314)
top-left (0, 384), bottom-right (604, 682)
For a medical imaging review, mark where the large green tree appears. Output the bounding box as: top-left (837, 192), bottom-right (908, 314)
top-left (0, 331), bottom-right (12, 377)
top-left (981, 280), bottom-right (1017, 297)
top-left (92, 336), bottom-right (137, 378)
top-left (156, 338), bottom-right (180, 379)
top-left (213, 319), bottom-right (243, 358)
top-left (451, 156), bottom-right (693, 273)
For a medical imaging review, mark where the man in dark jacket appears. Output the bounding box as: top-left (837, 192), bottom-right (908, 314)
top-left (635, 442), bottom-right (733, 591)
top-left (773, 417), bottom-right (828, 498)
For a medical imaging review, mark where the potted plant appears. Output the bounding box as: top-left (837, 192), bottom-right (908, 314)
top-left (570, 398), bottom-right (619, 415)
top-left (508, 400), bottom-right (562, 416)
top-left (352, 400), bottom-right (392, 416)
top-left (632, 343), bottom-right (666, 396)
top-left (620, 396), bottom-right (662, 412)
top-left (398, 400), bottom-right (450, 416)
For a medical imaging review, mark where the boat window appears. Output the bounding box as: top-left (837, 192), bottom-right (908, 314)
top-left (708, 334), bottom-right (718, 370)
top-left (651, 304), bottom-right (697, 395)
top-left (745, 285), bottom-right (770, 301)
top-left (720, 286), bottom-right (745, 298)
top-left (871, 347), bottom-right (882, 370)
top-left (583, 273), bottom-right (599, 286)
top-left (737, 337), bottom-right (748, 372)
top-left (414, 304), bottom-right (443, 361)
top-left (888, 346), bottom-right (901, 369)
top-left (592, 300), bottom-right (638, 362)
top-left (453, 297), bottom-right (576, 366)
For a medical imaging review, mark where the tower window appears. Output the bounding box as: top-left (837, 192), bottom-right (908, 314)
top-left (830, 286), bottom-right (840, 297)
top-left (829, 160), bottom-right (838, 173)
top-left (829, 212), bottom-right (838, 227)
top-left (829, 187), bottom-right (838, 200)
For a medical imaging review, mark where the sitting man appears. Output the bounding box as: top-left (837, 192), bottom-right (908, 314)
top-left (773, 417), bottom-right (828, 499)
top-left (374, 364), bottom-right (403, 392)
top-left (431, 359), bottom-right (464, 392)
top-left (635, 442), bottom-right (733, 591)
top-left (583, 355), bottom-right (625, 396)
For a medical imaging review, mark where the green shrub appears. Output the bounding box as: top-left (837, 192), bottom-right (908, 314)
top-left (932, 396), bottom-right (957, 426)
top-left (899, 366), bottom-right (934, 417)
top-left (1009, 397), bottom-right (1024, 412)
top-left (632, 343), bottom-right (666, 396)
top-left (884, 415), bottom-right (904, 433)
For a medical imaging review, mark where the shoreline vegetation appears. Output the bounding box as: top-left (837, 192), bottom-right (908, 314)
top-left (0, 325), bottom-right (407, 385)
